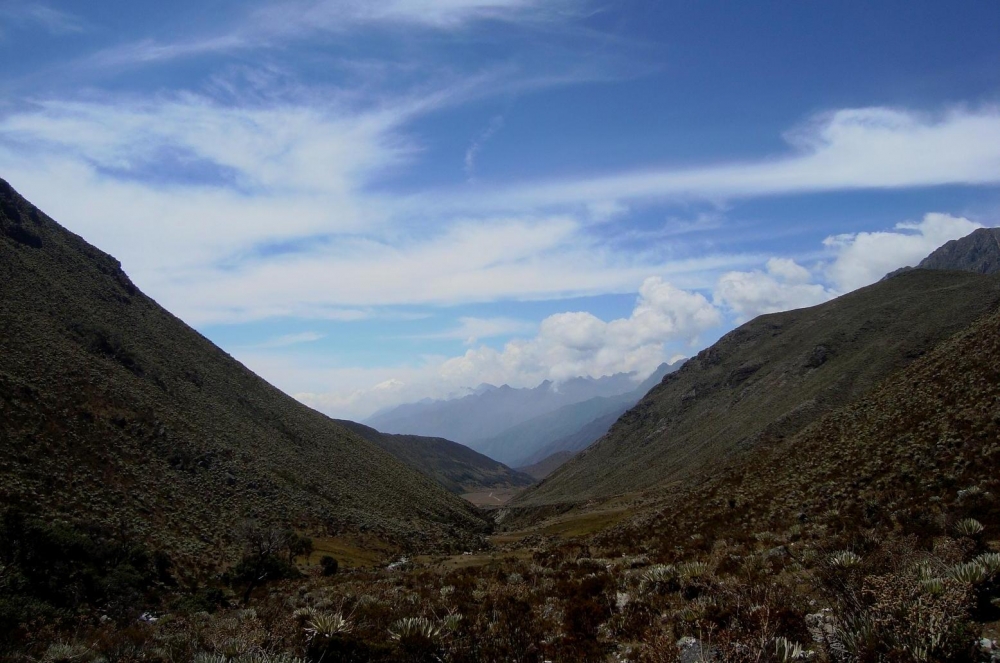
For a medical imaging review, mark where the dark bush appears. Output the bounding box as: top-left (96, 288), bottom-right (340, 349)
top-left (320, 555), bottom-right (339, 576)
top-left (0, 509), bottom-right (162, 648)
top-left (171, 586), bottom-right (228, 614)
top-left (67, 321), bottom-right (145, 377)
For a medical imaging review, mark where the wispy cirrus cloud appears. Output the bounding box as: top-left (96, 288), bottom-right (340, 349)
top-left (431, 106), bottom-right (1000, 214)
top-left (86, 0), bottom-right (572, 67)
top-left (0, 2), bottom-right (88, 36)
top-left (464, 115), bottom-right (504, 179)
top-left (414, 316), bottom-right (536, 344)
top-left (3, 97), bottom-right (999, 329)
top-left (252, 331), bottom-right (326, 348)
top-left (252, 0), bottom-right (554, 31)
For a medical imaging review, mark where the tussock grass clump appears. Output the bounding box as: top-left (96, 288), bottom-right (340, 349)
top-left (774, 636), bottom-right (813, 661)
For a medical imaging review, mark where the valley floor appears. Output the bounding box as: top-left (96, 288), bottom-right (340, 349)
top-left (459, 487), bottom-right (526, 507)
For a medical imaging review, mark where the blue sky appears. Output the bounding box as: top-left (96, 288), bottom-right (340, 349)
top-left (2, 0), bottom-right (999, 419)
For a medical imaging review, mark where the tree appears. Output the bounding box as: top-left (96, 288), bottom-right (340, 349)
top-left (284, 531), bottom-right (313, 566)
top-left (231, 522), bottom-right (295, 604)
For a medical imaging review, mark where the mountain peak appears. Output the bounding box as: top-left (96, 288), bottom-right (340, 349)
top-left (884, 227), bottom-right (1000, 281)
top-left (916, 227), bottom-right (1000, 274)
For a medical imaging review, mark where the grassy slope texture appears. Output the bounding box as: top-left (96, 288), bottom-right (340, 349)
top-left (517, 268), bottom-right (1000, 507)
top-left (0, 178), bottom-right (487, 571)
top-left (333, 420), bottom-right (535, 494)
top-left (617, 267), bottom-right (1000, 552)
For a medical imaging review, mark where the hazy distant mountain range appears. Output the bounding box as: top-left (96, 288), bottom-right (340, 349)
top-left (365, 361), bottom-right (679, 467)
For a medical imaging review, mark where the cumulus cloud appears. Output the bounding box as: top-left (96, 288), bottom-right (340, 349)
top-left (439, 278), bottom-right (720, 385)
top-left (263, 208), bottom-right (990, 419)
top-left (823, 213), bottom-right (983, 293)
top-left (713, 213), bottom-right (986, 322)
top-left (283, 276), bottom-right (722, 419)
top-left (715, 258), bottom-right (832, 322)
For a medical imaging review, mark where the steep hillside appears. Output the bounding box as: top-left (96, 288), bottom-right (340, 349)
top-left (517, 451), bottom-right (574, 480)
top-left (365, 371), bottom-right (645, 450)
top-left (332, 420), bottom-right (534, 494)
top-left (516, 269), bottom-right (1000, 507)
top-left (477, 362), bottom-right (677, 466)
top-left (0, 179), bottom-right (487, 568)
top-left (610, 279), bottom-right (1000, 559)
top-left (34, 251), bottom-right (1000, 663)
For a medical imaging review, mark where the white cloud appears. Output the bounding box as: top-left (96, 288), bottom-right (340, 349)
top-left (88, 0), bottom-right (555, 66)
top-left (252, 331), bottom-right (325, 348)
top-left (157, 215), bottom-right (749, 323)
top-left (713, 213), bottom-right (987, 322)
top-left (0, 97), bottom-right (409, 193)
top-left (274, 0), bottom-right (545, 31)
top-left (2, 96), bottom-right (994, 332)
top-left (823, 213), bottom-right (982, 292)
top-left (417, 317), bottom-right (536, 344)
top-left (764, 257), bottom-right (812, 284)
top-left (285, 276), bottom-right (722, 419)
top-left (429, 106), bottom-right (1000, 213)
top-left (246, 208), bottom-right (988, 419)
top-left (464, 115), bottom-right (504, 179)
top-left (0, 2), bottom-right (87, 35)
top-left (715, 258), bottom-right (832, 322)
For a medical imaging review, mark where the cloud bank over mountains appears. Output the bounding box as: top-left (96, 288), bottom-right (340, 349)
top-left (289, 212), bottom-right (980, 419)
top-left (0, 95), bottom-right (988, 419)
top-left (1, 0), bottom-right (997, 420)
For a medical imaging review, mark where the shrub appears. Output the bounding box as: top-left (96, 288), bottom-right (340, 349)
top-left (320, 555), bottom-right (339, 576)
top-left (0, 509), bottom-right (161, 647)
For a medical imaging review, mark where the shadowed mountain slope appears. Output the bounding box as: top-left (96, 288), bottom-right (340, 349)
top-left (0, 179), bottom-right (487, 566)
top-left (515, 269), bottom-right (1000, 507)
top-left (332, 420), bottom-right (535, 494)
